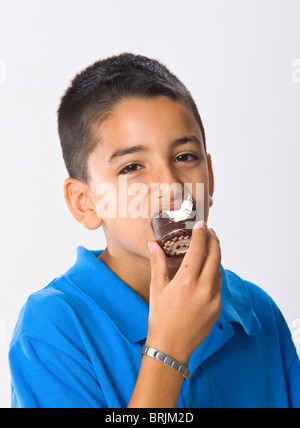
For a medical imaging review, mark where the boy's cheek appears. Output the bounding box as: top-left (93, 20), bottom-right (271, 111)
top-left (103, 216), bottom-right (155, 244)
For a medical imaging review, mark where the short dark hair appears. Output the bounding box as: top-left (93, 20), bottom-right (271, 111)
top-left (57, 52), bottom-right (206, 184)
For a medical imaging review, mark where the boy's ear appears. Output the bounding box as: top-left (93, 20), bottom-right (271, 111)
top-left (63, 178), bottom-right (102, 230)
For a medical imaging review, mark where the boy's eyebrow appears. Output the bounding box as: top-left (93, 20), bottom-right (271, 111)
top-left (106, 135), bottom-right (202, 164)
top-left (171, 135), bottom-right (202, 149)
top-left (106, 145), bottom-right (149, 164)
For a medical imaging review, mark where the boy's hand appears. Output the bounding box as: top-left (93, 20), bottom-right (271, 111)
top-left (147, 222), bottom-right (222, 366)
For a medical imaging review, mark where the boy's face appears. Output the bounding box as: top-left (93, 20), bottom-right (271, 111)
top-left (85, 96), bottom-right (214, 265)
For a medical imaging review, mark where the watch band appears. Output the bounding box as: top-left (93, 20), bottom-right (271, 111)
top-left (141, 345), bottom-right (191, 381)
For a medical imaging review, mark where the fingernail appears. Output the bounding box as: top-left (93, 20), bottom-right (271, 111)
top-left (148, 242), bottom-right (153, 254)
top-left (194, 221), bottom-right (207, 231)
top-left (209, 228), bottom-right (216, 235)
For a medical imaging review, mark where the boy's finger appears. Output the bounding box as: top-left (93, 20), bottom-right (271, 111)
top-left (177, 221), bottom-right (208, 279)
top-left (198, 230), bottom-right (222, 291)
top-left (148, 241), bottom-right (170, 289)
top-left (214, 269), bottom-right (223, 297)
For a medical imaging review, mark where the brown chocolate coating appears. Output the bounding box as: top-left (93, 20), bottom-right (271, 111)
top-left (151, 200), bottom-right (198, 258)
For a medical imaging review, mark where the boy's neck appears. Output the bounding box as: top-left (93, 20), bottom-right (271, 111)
top-left (98, 247), bottom-right (178, 305)
top-left (99, 247), bottom-right (152, 304)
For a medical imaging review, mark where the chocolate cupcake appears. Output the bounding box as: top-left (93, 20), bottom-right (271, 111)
top-left (151, 194), bottom-right (198, 258)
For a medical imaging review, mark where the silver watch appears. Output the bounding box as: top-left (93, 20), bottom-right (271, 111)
top-left (141, 345), bottom-right (191, 380)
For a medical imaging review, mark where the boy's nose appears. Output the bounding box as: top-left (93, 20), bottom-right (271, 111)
top-left (151, 163), bottom-right (181, 187)
top-left (149, 164), bottom-right (184, 203)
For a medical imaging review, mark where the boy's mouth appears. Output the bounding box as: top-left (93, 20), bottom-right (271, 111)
top-left (151, 195), bottom-right (197, 258)
top-left (156, 203), bottom-right (182, 216)
top-left (151, 198), bottom-right (188, 218)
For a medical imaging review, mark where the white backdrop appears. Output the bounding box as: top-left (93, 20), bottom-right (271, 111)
top-left (0, 0), bottom-right (299, 408)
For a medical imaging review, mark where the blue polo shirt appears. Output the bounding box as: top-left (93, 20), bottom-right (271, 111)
top-left (9, 246), bottom-right (300, 408)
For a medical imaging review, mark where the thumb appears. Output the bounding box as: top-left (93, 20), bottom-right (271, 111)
top-left (148, 241), bottom-right (170, 288)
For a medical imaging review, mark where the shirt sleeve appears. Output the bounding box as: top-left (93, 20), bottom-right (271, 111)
top-left (271, 301), bottom-right (300, 408)
top-left (286, 355), bottom-right (300, 409)
top-left (9, 335), bottom-right (107, 408)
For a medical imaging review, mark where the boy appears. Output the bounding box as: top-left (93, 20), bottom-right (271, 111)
top-left (9, 53), bottom-right (300, 408)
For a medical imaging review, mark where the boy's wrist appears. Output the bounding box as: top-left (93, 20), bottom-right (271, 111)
top-left (145, 337), bottom-right (191, 367)
top-left (141, 346), bottom-right (191, 380)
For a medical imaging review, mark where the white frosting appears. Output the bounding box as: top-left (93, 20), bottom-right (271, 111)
top-left (164, 194), bottom-right (194, 222)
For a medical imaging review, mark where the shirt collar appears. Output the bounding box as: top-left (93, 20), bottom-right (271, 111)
top-left (219, 265), bottom-right (262, 336)
top-left (64, 246), bottom-right (149, 343)
top-left (63, 246), bottom-right (261, 344)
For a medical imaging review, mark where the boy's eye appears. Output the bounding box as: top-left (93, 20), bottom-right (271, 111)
top-left (175, 153), bottom-right (199, 163)
top-left (119, 163), bottom-right (142, 175)
top-left (119, 154), bottom-right (199, 175)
